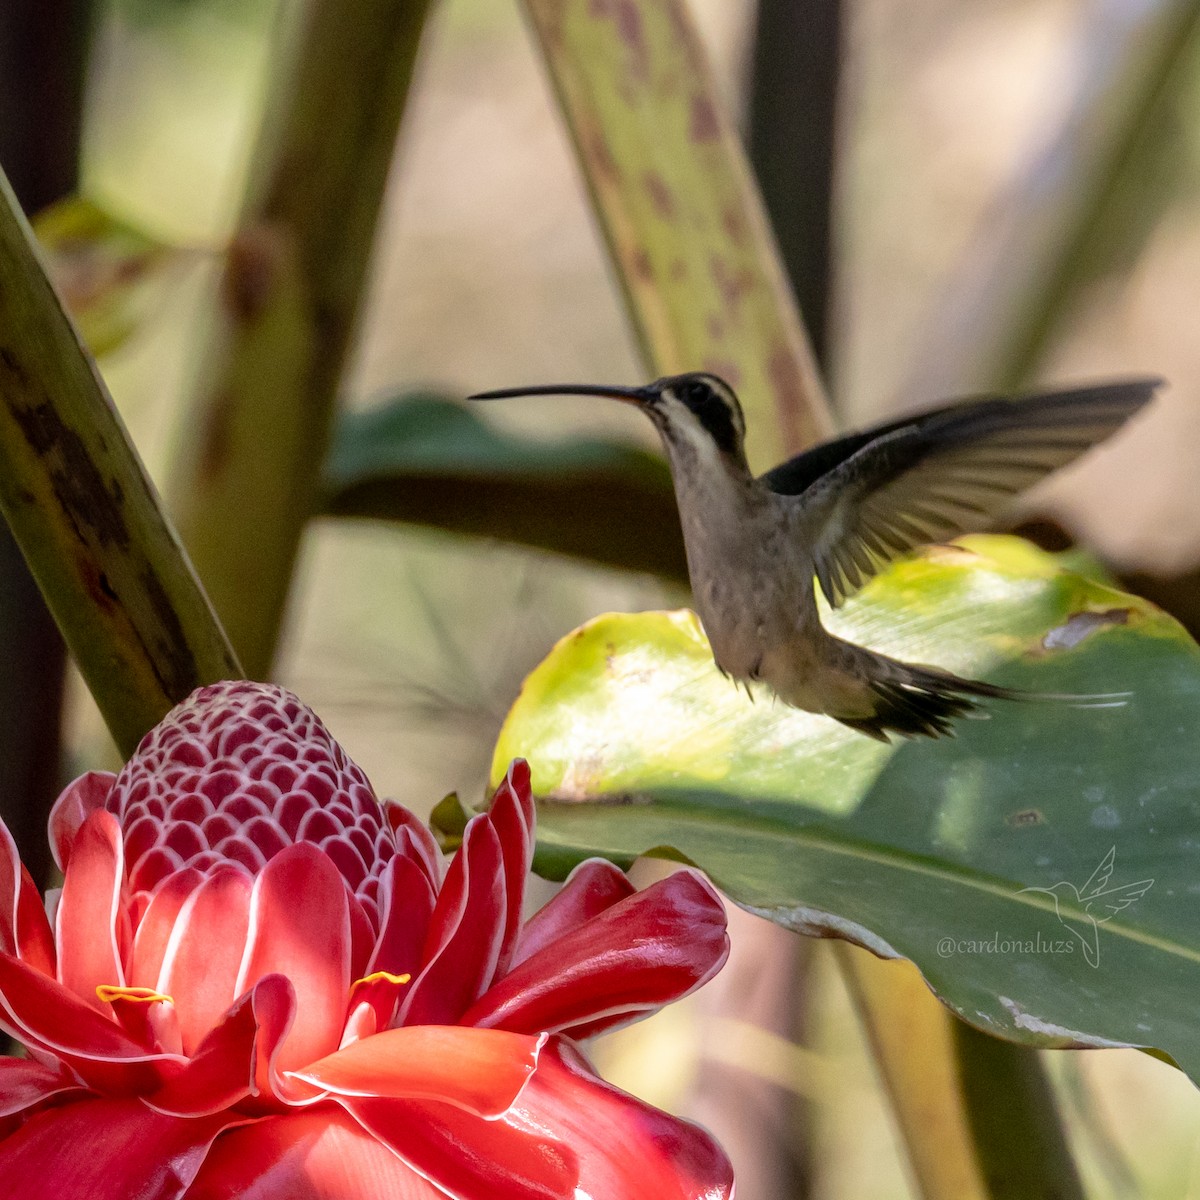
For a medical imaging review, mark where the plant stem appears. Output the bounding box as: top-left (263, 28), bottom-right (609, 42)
top-left (0, 0), bottom-right (92, 875)
top-left (745, 0), bottom-right (842, 379)
top-left (838, 947), bottom-right (1083, 1199)
top-left (166, 0), bottom-right (435, 678)
top-left (954, 1018), bottom-right (1084, 1199)
top-left (521, 5), bottom-right (1085, 1195)
top-left (0, 171), bottom-right (242, 758)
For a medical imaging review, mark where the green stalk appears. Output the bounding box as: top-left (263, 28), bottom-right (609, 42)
top-left (167, 0), bottom-right (434, 678)
top-left (839, 947), bottom-right (1083, 1200)
top-left (0, 0), bottom-right (92, 877)
top-left (520, 0), bottom-right (834, 468)
top-left (954, 1019), bottom-right (1083, 1199)
top-left (996, 0), bottom-right (1200, 388)
top-left (905, 1), bottom-right (1200, 397)
top-left (0, 170), bottom-right (241, 757)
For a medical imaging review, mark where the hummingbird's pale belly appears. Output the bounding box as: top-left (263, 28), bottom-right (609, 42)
top-left (685, 513), bottom-right (877, 719)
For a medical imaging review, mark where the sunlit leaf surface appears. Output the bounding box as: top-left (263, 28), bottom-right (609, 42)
top-left (488, 535), bottom-right (1200, 1079)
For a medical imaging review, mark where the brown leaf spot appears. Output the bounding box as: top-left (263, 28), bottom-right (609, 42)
top-left (710, 255), bottom-right (753, 314)
top-left (689, 95), bottom-right (720, 142)
top-left (585, 125), bottom-right (621, 183)
top-left (1042, 608), bottom-right (1131, 651)
top-left (668, 258), bottom-right (688, 282)
top-left (589, 0), bottom-right (649, 79)
top-left (706, 314), bottom-right (725, 340)
top-left (138, 565), bottom-right (206, 700)
top-left (0, 346), bottom-right (29, 387)
top-left (643, 171), bottom-right (676, 220)
top-left (721, 208), bottom-right (747, 247)
top-left (197, 387), bottom-right (238, 482)
top-left (80, 560), bottom-right (119, 609)
top-left (767, 344), bottom-right (806, 453)
top-left (222, 225), bottom-right (286, 323)
top-left (1006, 809), bottom-right (1045, 828)
top-left (8, 401), bottom-right (130, 549)
top-left (629, 248), bottom-right (654, 282)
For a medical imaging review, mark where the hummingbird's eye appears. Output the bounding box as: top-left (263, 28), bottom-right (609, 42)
top-left (674, 377), bottom-right (743, 456)
top-left (681, 381), bottom-right (715, 408)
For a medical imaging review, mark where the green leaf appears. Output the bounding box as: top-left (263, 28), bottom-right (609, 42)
top-left (34, 195), bottom-right (184, 357)
top-left (519, 0), bottom-right (834, 465)
top-left (487, 534), bottom-right (1200, 1080)
top-left (319, 392), bottom-right (686, 578)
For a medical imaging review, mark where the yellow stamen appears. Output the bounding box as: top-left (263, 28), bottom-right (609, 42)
top-left (352, 970), bottom-right (411, 989)
top-left (96, 984), bottom-right (174, 1006)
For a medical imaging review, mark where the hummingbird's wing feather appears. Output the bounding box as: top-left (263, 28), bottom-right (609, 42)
top-left (762, 380), bottom-right (1160, 607)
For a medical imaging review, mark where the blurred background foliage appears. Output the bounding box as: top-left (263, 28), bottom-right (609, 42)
top-left (6, 0), bottom-right (1200, 1196)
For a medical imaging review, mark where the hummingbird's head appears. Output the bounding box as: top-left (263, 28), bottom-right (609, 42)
top-left (646, 372), bottom-right (747, 467)
top-left (468, 371), bottom-right (749, 474)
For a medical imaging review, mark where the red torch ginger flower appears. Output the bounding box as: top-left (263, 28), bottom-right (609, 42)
top-left (0, 681), bottom-right (732, 1198)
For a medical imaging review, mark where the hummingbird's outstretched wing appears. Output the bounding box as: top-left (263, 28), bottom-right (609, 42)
top-left (762, 380), bottom-right (1161, 608)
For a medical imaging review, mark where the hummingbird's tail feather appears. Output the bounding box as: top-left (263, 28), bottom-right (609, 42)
top-left (835, 652), bottom-right (1126, 741)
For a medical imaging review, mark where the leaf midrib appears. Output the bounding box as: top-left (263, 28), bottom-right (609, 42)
top-left (538, 795), bottom-right (1197, 963)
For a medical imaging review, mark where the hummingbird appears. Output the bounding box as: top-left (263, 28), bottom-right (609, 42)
top-left (469, 373), bottom-right (1159, 739)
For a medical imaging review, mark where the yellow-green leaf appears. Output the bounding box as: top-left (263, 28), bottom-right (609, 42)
top-left (487, 534), bottom-right (1200, 1080)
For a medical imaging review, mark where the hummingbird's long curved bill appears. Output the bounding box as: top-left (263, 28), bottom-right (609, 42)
top-left (468, 383), bottom-right (653, 406)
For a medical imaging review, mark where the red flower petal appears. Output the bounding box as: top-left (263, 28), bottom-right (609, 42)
top-left (236, 844), bottom-right (351, 1074)
top-left (147, 975), bottom-right (296, 1117)
top-left (346, 889), bottom-right (374, 983)
top-left (48, 771), bottom-right (116, 872)
top-left (382, 802), bottom-right (442, 889)
top-left (102, 985), bottom-right (181, 1053)
top-left (55, 811), bottom-right (128, 1009)
top-left (511, 1039), bottom-right (733, 1200)
top-left (0, 820), bottom-right (54, 973)
top-left (513, 858), bottom-right (635, 967)
top-left (158, 867), bottom-right (254, 1054)
top-left (129, 868), bottom-right (206, 992)
top-left (344, 1095), bottom-right (576, 1200)
top-left (487, 761), bottom-right (535, 977)
top-left (0, 1058), bottom-right (88, 1126)
top-left (398, 817), bottom-right (505, 1027)
top-left (366, 856), bottom-right (435, 980)
top-left (185, 1109), bottom-right (445, 1200)
top-left (0, 951), bottom-right (181, 1092)
top-left (291, 1026), bottom-right (543, 1116)
top-left (462, 870), bottom-right (729, 1038)
top-left (0, 1097), bottom-right (237, 1200)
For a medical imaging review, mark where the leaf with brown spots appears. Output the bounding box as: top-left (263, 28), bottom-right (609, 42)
top-left (521, 0), bottom-right (834, 468)
top-left (0, 174), bottom-right (241, 755)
